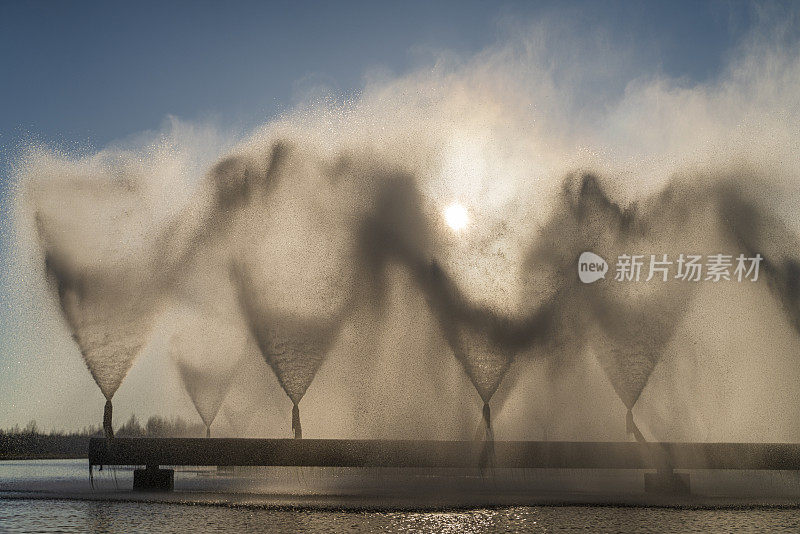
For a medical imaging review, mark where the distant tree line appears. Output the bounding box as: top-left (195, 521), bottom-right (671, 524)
top-left (0, 420), bottom-right (104, 438)
top-left (0, 415), bottom-right (206, 459)
top-left (1, 415), bottom-right (206, 438)
top-left (114, 414), bottom-right (206, 438)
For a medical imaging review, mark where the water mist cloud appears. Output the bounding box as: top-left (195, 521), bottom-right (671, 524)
top-left (9, 9), bottom-right (800, 441)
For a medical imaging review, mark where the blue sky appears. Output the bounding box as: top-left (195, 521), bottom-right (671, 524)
top-left (0, 1), bottom-right (753, 154)
top-left (0, 0), bottom-right (778, 429)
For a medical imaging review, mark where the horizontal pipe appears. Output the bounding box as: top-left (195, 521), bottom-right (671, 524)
top-left (88, 439), bottom-right (800, 470)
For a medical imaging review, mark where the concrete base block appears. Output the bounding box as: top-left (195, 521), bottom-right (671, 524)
top-left (644, 470), bottom-right (690, 495)
top-left (133, 466), bottom-right (174, 491)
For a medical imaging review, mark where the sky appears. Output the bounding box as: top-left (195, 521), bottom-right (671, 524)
top-left (0, 1), bottom-right (751, 152)
top-left (0, 0), bottom-right (779, 431)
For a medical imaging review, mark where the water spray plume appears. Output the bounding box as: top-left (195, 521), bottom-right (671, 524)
top-left (218, 143), bottom-right (364, 438)
top-left (23, 146), bottom-right (189, 437)
top-left (164, 212), bottom-right (256, 437)
top-left (11, 13), bottom-right (800, 446)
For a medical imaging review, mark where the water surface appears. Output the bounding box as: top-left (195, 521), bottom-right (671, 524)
top-left (4, 460), bottom-right (800, 532)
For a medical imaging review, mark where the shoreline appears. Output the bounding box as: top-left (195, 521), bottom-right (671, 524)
top-left (4, 488), bottom-right (800, 511)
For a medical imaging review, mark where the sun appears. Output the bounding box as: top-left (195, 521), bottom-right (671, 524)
top-left (444, 203), bottom-right (469, 231)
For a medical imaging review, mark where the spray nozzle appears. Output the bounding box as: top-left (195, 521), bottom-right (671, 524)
top-left (292, 403), bottom-right (302, 439)
top-left (103, 400), bottom-right (114, 440)
top-left (626, 408), bottom-right (646, 443)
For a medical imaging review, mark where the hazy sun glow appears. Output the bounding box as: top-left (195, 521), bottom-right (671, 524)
top-left (444, 203), bottom-right (469, 231)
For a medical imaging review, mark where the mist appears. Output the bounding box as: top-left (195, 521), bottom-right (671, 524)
top-left (7, 7), bottom-right (800, 443)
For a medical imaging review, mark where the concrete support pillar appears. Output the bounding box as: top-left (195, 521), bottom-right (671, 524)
top-left (133, 465), bottom-right (174, 491)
